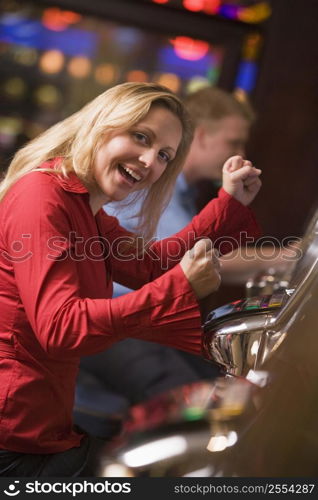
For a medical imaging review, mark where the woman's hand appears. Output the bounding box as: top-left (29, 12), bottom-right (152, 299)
top-left (180, 238), bottom-right (221, 299)
top-left (222, 155), bottom-right (262, 206)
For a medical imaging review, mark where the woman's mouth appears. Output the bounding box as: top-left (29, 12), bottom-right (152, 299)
top-left (117, 164), bottom-right (142, 185)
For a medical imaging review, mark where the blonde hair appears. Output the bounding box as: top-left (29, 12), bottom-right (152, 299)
top-left (184, 86), bottom-right (255, 128)
top-left (0, 82), bottom-right (193, 243)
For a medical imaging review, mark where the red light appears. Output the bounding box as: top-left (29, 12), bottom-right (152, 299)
top-left (183, 0), bottom-right (205, 12)
top-left (203, 0), bottom-right (221, 15)
top-left (152, 0), bottom-right (169, 4)
top-left (171, 37), bottom-right (210, 61)
top-left (42, 8), bottom-right (81, 32)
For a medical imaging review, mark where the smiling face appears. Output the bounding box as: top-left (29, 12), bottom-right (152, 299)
top-left (89, 105), bottom-right (182, 214)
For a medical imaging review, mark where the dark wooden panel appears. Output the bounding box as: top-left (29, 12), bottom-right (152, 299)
top-left (247, 0), bottom-right (318, 239)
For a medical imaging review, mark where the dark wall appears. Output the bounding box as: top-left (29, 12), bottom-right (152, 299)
top-left (248, 0), bottom-right (318, 240)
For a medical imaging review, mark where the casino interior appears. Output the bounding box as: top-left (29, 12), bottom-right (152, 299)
top-left (1, 0), bottom-right (318, 477)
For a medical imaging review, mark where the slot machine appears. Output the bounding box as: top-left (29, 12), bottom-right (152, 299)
top-left (202, 207), bottom-right (318, 377)
top-left (96, 206), bottom-right (318, 477)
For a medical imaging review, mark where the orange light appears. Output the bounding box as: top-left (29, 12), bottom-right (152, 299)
top-left (183, 0), bottom-right (205, 12)
top-left (67, 57), bottom-right (91, 78)
top-left (171, 37), bottom-right (209, 61)
top-left (156, 73), bottom-right (181, 93)
top-left (126, 70), bottom-right (148, 83)
top-left (95, 64), bottom-right (118, 85)
top-left (60, 11), bottom-right (82, 24)
top-left (42, 8), bottom-right (82, 31)
top-left (237, 3), bottom-right (272, 24)
top-left (242, 34), bottom-right (262, 60)
top-left (39, 50), bottom-right (64, 74)
top-left (233, 88), bottom-right (248, 104)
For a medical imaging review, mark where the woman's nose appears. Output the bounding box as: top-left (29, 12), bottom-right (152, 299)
top-left (139, 149), bottom-right (156, 168)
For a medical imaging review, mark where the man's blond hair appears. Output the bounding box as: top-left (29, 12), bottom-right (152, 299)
top-left (184, 87), bottom-right (255, 127)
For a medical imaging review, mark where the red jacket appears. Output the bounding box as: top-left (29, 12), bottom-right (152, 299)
top-left (0, 162), bottom-right (261, 453)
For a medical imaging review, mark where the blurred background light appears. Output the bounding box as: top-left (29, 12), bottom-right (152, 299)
top-left (183, 0), bottom-right (204, 13)
top-left (0, 116), bottom-right (23, 145)
top-left (238, 2), bottom-right (272, 24)
top-left (235, 60), bottom-right (258, 92)
top-left (203, 0), bottom-right (221, 15)
top-left (243, 33), bottom-right (262, 60)
top-left (94, 63), bottom-right (119, 85)
top-left (0, 16), bottom-right (97, 57)
top-left (12, 45), bottom-right (37, 65)
top-left (126, 70), bottom-right (148, 82)
top-left (121, 435), bottom-right (188, 467)
top-left (171, 36), bottom-right (209, 61)
top-left (186, 75), bottom-right (210, 93)
top-left (67, 56), bottom-right (91, 78)
top-left (156, 72), bottom-right (181, 92)
top-left (34, 84), bottom-right (62, 107)
top-left (39, 49), bottom-right (64, 74)
top-left (219, 4), bottom-right (239, 19)
top-left (3, 76), bottom-right (26, 99)
top-left (42, 8), bottom-right (82, 32)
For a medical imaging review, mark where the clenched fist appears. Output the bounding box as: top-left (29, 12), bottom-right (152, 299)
top-left (222, 155), bottom-right (262, 206)
top-left (180, 238), bottom-right (221, 299)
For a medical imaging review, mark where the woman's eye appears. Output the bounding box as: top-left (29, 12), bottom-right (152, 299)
top-left (134, 132), bottom-right (148, 144)
top-left (158, 150), bottom-right (170, 163)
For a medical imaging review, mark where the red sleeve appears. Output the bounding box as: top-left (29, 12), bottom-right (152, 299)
top-left (111, 264), bottom-right (202, 355)
top-left (156, 187), bottom-right (262, 259)
top-left (2, 173), bottom-right (202, 358)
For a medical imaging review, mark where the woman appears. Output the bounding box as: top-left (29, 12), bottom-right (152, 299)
top-left (0, 82), bottom-right (261, 476)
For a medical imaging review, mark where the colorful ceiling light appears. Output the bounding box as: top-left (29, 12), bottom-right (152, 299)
top-left (182, 0), bottom-right (221, 14)
top-left (0, 116), bottom-right (23, 147)
top-left (151, 0), bottom-right (271, 23)
top-left (42, 8), bottom-right (82, 32)
top-left (182, 0), bottom-right (204, 12)
top-left (237, 2), bottom-right (271, 23)
top-left (0, 17), bottom-right (97, 57)
top-left (170, 36), bottom-right (209, 61)
top-left (203, 0), bottom-right (221, 15)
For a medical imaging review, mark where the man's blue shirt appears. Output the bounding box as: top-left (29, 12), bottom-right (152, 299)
top-left (105, 173), bottom-right (197, 296)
